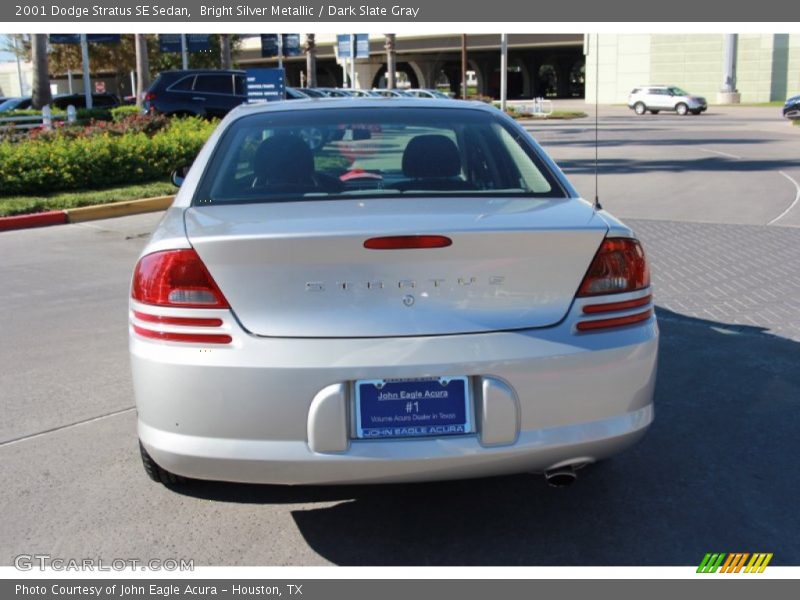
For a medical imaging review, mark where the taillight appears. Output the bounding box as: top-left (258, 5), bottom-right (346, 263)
top-left (364, 235), bottom-right (452, 250)
top-left (575, 238), bottom-right (653, 332)
top-left (577, 238), bottom-right (650, 297)
top-left (144, 91), bottom-right (156, 102)
top-left (131, 249), bottom-right (229, 308)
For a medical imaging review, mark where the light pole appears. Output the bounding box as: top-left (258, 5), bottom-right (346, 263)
top-left (500, 33), bottom-right (508, 111)
top-left (306, 34), bottom-right (317, 88)
top-left (385, 34), bottom-right (396, 89)
top-left (14, 35), bottom-right (25, 96)
top-left (461, 34), bottom-right (467, 99)
top-left (180, 34), bottom-right (188, 70)
top-left (134, 34), bottom-right (150, 107)
top-left (80, 34), bottom-right (92, 109)
top-left (349, 34), bottom-right (356, 89)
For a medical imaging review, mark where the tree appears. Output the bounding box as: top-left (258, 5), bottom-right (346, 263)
top-left (31, 34), bottom-right (52, 109)
top-left (219, 34), bottom-right (232, 70)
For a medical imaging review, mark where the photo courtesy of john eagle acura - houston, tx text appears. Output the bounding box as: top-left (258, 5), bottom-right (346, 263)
top-left (130, 98), bottom-right (658, 487)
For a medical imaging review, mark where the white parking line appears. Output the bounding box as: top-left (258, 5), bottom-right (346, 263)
top-left (768, 171), bottom-right (800, 225)
top-left (0, 407), bottom-right (135, 448)
top-left (698, 148), bottom-right (742, 159)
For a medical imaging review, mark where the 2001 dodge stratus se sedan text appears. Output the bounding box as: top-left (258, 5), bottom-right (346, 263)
top-left (130, 98), bottom-right (658, 487)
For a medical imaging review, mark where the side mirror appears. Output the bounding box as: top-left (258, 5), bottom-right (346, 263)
top-left (171, 165), bottom-right (191, 187)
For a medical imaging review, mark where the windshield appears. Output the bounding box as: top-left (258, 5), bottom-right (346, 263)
top-left (669, 87), bottom-right (689, 96)
top-left (193, 107), bottom-right (565, 206)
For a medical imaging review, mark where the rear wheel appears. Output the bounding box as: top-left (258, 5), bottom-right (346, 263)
top-left (139, 441), bottom-right (185, 485)
top-left (634, 102), bottom-right (647, 115)
top-left (675, 103), bottom-right (689, 116)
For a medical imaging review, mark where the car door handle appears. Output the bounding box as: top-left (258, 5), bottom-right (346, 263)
top-left (191, 96), bottom-right (207, 101)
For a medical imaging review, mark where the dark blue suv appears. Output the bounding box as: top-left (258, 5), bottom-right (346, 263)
top-left (143, 69), bottom-right (308, 118)
top-left (144, 70), bottom-right (247, 118)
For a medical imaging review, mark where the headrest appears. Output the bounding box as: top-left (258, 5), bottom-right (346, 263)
top-left (252, 134), bottom-right (315, 185)
top-left (402, 134), bottom-right (462, 179)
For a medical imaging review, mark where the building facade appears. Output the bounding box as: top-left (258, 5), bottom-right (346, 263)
top-left (585, 33), bottom-right (800, 104)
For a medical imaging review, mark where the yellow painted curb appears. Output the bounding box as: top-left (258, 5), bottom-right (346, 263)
top-left (66, 195), bottom-right (175, 223)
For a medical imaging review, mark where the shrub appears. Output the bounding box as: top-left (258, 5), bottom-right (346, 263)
top-left (111, 105), bottom-right (142, 122)
top-left (76, 108), bottom-right (113, 122)
top-left (0, 116), bottom-right (217, 196)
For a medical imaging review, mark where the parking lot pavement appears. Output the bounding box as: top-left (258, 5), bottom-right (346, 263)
top-left (528, 105), bottom-right (800, 227)
top-left (1, 107), bottom-right (799, 566)
top-left (631, 219), bottom-right (800, 342)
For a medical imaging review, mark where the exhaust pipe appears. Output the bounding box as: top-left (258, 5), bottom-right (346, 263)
top-left (544, 466), bottom-right (578, 488)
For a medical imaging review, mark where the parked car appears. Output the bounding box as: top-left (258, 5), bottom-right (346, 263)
top-left (143, 70), bottom-right (308, 117)
top-left (0, 97), bottom-right (32, 112)
top-left (372, 88), bottom-right (413, 98)
top-left (783, 95), bottom-right (800, 119)
top-left (131, 98), bottom-right (658, 487)
top-left (314, 87), bottom-right (379, 98)
top-left (285, 87), bottom-right (310, 100)
top-left (143, 70), bottom-right (247, 118)
top-left (51, 92), bottom-right (121, 110)
top-left (296, 87), bottom-right (327, 98)
top-left (628, 85), bottom-right (707, 115)
top-left (406, 88), bottom-right (451, 99)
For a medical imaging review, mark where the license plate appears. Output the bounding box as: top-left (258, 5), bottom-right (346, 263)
top-left (354, 377), bottom-right (472, 439)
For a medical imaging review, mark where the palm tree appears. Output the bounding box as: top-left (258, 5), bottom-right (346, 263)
top-left (31, 34), bottom-right (52, 109)
top-left (219, 34), bottom-right (232, 70)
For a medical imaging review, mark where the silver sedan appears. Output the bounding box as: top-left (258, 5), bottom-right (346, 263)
top-left (130, 99), bottom-right (658, 486)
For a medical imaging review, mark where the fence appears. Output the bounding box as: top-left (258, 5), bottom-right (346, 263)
top-left (0, 105), bottom-right (78, 131)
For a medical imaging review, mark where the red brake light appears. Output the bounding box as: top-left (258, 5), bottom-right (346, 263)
top-left (132, 325), bottom-right (232, 345)
top-left (577, 238), bottom-right (650, 297)
top-left (576, 308), bottom-right (653, 332)
top-left (131, 249), bottom-right (229, 308)
top-left (144, 91), bottom-right (156, 102)
top-left (364, 235), bottom-right (452, 250)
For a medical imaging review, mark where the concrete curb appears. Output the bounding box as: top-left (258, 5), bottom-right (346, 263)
top-left (0, 210), bottom-right (68, 232)
top-left (65, 195), bottom-right (175, 223)
top-left (0, 195), bottom-right (175, 232)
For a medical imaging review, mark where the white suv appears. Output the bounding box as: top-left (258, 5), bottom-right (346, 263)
top-left (628, 85), bottom-right (707, 116)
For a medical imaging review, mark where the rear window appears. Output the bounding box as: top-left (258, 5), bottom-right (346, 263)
top-left (168, 75), bottom-right (195, 92)
top-left (193, 107), bottom-right (566, 205)
top-left (194, 75), bottom-right (233, 94)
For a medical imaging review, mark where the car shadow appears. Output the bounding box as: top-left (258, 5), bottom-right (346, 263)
top-left (171, 307), bottom-right (800, 565)
top-left (557, 157), bottom-right (800, 175)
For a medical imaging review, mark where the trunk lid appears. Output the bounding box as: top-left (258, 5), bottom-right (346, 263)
top-left (185, 197), bottom-right (608, 337)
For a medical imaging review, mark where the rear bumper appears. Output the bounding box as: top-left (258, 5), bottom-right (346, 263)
top-left (131, 294), bottom-right (658, 485)
top-left (139, 406), bottom-right (652, 485)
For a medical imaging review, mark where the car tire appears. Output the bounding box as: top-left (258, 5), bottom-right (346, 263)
top-left (634, 102), bottom-right (647, 115)
top-left (649, 110), bottom-right (660, 114)
top-left (675, 103), bottom-right (689, 116)
top-left (139, 441), bottom-right (185, 485)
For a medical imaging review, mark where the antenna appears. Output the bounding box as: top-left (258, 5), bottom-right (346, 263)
top-left (594, 33), bottom-right (602, 211)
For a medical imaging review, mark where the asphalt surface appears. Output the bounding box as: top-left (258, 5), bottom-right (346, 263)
top-left (1, 105), bottom-right (799, 566)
